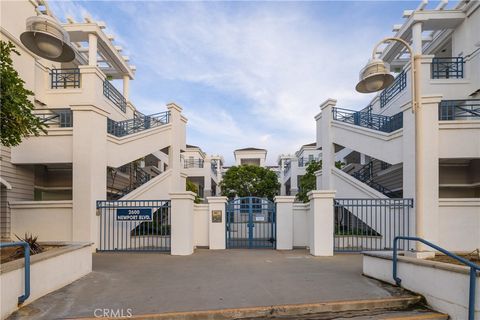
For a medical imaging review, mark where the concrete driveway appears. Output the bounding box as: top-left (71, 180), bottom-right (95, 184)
top-left (8, 249), bottom-right (407, 319)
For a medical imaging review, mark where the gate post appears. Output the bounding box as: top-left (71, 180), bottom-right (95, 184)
top-left (207, 196), bottom-right (228, 250)
top-left (308, 190), bottom-right (336, 256)
top-left (170, 192), bottom-right (196, 255)
top-left (274, 196), bottom-right (295, 250)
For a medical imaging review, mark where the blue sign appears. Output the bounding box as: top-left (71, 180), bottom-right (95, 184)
top-left (117, 208), bottom-right (152, 221)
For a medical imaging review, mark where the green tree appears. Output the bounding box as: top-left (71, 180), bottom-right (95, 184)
top-left (296, 160), bottom-right (345, 203)
top-left (296, 160), bottom-right (322, 203)
top-left (1, 41), bottom-right (46, 146)
top-left (220, 165), bottom-right (280, 200)
top-left (186, 179), bottom-right (202, 204)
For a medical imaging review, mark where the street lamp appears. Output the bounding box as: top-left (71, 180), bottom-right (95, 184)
top-left (20, 3), bottom-right (75, 62)
top-left (355, 37), bottom-right (423, 247)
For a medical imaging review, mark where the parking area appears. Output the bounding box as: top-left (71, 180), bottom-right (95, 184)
top-left (8, 249), bottom-right (407, 319)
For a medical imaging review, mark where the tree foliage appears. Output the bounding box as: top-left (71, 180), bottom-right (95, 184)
top-left (1, 41), bottom-right (46, 147)
top-left (296, 160), bottom-right (322, 203)
top-left (220, 165), bottom-right (280, 200)
top-left (186, 179), bottom-right (202, 204)
top-left (296, 160), bottom-right (345, 203)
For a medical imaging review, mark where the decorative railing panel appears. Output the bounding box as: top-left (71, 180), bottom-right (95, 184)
top-left (103, 80), bottom-right (127, 112)
top-left (438, 99), bottom-right (480, 120)
top-left (380, 71), bottom-right (407, 108)
top-left (50, 68), bottom-right (80, 89)
top-left (184, 158), bottom-right (204, 169)
top-left (431, 57), bottom-right (464, 79)
top-left (35, 109), bottom-right (73, 127)
top-left (332, 107), bottom-right (403, 133)
top-left (107, 111), bottom-right (170, 137)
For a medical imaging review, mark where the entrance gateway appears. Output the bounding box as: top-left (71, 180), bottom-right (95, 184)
top-left (226, 197), bottom-right (276, 249)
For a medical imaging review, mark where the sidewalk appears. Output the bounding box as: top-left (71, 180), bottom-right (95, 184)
top-left (8, 249), bottom-right (409, 319)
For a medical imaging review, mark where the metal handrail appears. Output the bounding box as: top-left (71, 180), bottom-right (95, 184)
top-left (50, 68), bottom-right (80, 89)
top-left (184, 159), bottom-right (205, 169)
top-left (431, 57), bottom-right (464, 79)
top-left (332, 107), bottom-right (403, 133)
top-left (439, 99), bottom-right (480, 120)
top-left (107, 111), bottom-right (170, 137)
top-left (103, 80), bottom-right (127, 112)
top-left (393, 236), bottom-right (480, 320)
top-left (380, 71), bottom-right (407, 108)
top-left (35, 109), bottom-right (73, 127)
top-left (0, 242), bottom-right (30, 304)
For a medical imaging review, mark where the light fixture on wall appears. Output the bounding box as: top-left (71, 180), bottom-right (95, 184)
top-left (20, 4), bottom-right (75, 62)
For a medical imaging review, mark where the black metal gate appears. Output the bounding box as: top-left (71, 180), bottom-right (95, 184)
top-left (334, 198), bottom-right (413, 252)
top-left (226, 197), bottom-right (276, 249)
top-left (96, 200), bottom-right (171, 252)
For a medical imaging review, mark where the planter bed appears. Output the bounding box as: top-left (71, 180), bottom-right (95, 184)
top-left (0, 242), bottom-right (92, 320)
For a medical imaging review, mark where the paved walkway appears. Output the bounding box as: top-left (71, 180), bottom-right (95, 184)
top-left (9, 250), bottom-right (407, 319)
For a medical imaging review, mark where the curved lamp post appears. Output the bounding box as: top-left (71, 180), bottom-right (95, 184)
top-left (355, 37), bottom-right (424, 249)
top-left (20, 2), bottom-right (75, 62)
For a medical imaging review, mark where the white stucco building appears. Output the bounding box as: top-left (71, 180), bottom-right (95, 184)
top-left (316, 0), bottom-right (480, 252)
top-left (0, 0), bottom-right (188, 245)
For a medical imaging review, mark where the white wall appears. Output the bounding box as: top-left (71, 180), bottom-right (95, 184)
top-left (293, 203), bottom-right (309, 247)
top-left (1, 243), bottom-right (92, 320)
top-left (193, 204), bottom-right (209, 247)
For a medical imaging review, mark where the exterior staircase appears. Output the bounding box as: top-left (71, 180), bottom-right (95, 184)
top-left (351, 161), bottom-right (403, 198)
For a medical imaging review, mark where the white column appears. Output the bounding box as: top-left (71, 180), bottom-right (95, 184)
top-left (415, 95), bottom-right (442, 245)
top-left (167, 103), bottom-right (187, 192)
top-left (122, 75), bottom-right (130, 101)
top-left (412, 22), bottom-right (423, 54)
top-left (315, 170), bottom-right (322, 190)
top-left (360, 153), bottom-right (367, 165)
top-left (71, 105), bottom-right (108, 248)
top-left (275, 196), bottom-right (295, 250)
top-left (88, 33), bottom-right (98, 67)
top-left (318, 99), bottom-right (337, 190)
top-left (207, 196), bottom-right (228, 249)
top-left (170, 192), bottom-right (195, 255)
top-left (308, 190), bottom-right (336, 256)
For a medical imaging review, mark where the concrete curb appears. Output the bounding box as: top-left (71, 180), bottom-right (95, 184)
top-left (72, 296), bottom-right (422, 320)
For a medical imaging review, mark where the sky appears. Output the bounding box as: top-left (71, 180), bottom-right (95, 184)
top-left (49, 0), bottom-right (450, 165)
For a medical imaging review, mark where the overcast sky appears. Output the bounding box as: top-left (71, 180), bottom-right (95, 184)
top-left (50, 0), bottom-right (451, 165)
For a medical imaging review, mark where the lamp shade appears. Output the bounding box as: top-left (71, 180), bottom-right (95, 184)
top-left (20, 15), bottom-right (75, 62)
top-left (355, 59), bottom-right (394, 93)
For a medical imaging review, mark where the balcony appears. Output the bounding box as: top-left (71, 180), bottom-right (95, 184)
top-left (439, 100), bottom-right (480, 120)
top-left (103, 80), bottom-right (127, 113)
top-left (332, 107), bottom-right (403, 133)
top-left (184, 159), bottom-right (205, 169)
top-left (298, 156), bottom-right (319, 167)
top-left (431, 57), bottom-right (464, 79)
top-left (380, 71), bottom-right (407, 108)
top-left (211, 162), bottom-right (218, 175)
top-left (107, 111), bottom-right (170, 137)
top-left (50, 68), bottom-right (80, 89)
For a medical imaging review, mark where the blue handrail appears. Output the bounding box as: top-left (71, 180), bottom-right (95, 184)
top-left (393, 236), bottom-right (480, 320)
top-left (0, 242), bottom-right (30, 304)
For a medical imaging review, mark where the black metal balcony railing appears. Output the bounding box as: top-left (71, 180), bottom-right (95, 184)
top-left (380, 71), bottom-right (407, 108)
top-left (107, 111), bottom-right (170, 137)
top-left (50, 68), bottom-right (80, 89)
top-left (332, 107), bottom-right (403, 133)
top-left (184, 159), bottom-right (204, 169)
top-left (431, 57), bottom-right (464, 79)
top-left (438, 99), bottom-right (480, 120)
top-left (103, 80), bottom-right (127, 112)
top-left (36, 109), bottom-right (73, 127)
top-left (298, 157), bottom-right (319, 167)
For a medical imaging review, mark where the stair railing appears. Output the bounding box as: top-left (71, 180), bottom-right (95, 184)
top-left (393, 236), bottom-right (480, 320)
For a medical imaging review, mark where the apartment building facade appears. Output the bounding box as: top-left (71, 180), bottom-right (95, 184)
top-left (316, 0), bottom-right (480, 251)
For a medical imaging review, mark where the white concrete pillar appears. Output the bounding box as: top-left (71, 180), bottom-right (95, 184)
top-left (167, 103), bottom-right (187, 192)
top-left (207, 196), bottom-right (228, 249)
top-left (170, 192), bottom-right (195, 255)
top-left (122, 75), bottom-right (130, 101)
top-left (275, 196), bottom-right (295, 250)
top-left (317, 99), bottom-right (337, 190)
top-left (415, 95), bottom-right (442, 245)
top-left (71, 105), bottom-right (108, 248)
top-left (315, 170), bottom-right (322, 190)
top-left (88, 33), bottom-right (98, 67)
top-left (360, 153), bottom-right (367, 165)
top-left (412, 22), bottom-right (423, 54)
top-left (308, 190), bottom-right (336, 256)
